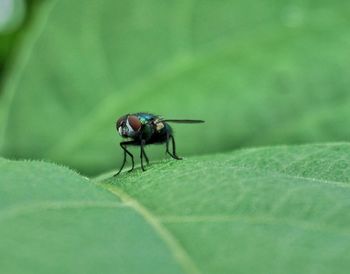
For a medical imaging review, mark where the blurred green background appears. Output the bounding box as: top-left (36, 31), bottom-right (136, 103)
top-left (1, 0), bottom-right (350, 176)
top-left (0, 0), bottom-right (38, 80)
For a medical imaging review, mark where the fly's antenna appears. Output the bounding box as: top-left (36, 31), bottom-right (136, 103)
top-left (161, 119), bottom-right (205, 124)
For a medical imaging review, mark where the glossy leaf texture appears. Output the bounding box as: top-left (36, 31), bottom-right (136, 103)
top-left (2, 143), bottom-right (349, 274)
top-left (1, 0), bottom-right (350, 176)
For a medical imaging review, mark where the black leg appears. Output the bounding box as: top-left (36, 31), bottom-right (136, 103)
top-left (166, 133), bottom-right (170, 153)
top-left (166, 134), bottom-right (182, 160)
top-left (170, 135), bottom-right (182, 160)
top-left (114, 141), bottom-right (136, 176)
top-left (142, 147), bottom-right (150, 165)
top-left (114, 148), bottom-right (127, 176)
top-left (166, 133), bottom-right (171, 156)
top-left (140, 139), bottom-right (146, 171)
top-left (140, 140), bottom-right (145, 171)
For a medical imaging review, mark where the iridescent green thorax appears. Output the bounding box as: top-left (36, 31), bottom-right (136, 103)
top-left (136, 112), bottom-right (160, 125)
top-left (134, 113), bottom-right (172, 141)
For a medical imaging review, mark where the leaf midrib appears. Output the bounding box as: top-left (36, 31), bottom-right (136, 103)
top-left (101, 184), bottom-right (202, 274)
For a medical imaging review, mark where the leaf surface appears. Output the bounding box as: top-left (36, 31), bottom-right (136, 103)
top-left (1, 1), bottom-right (350, 175)
top-left (2, 143), bottom-right (350, 273)
top-left (103, 143), bottom-right (350, 274)
top-left (0, 158), bottom-right (185, 274)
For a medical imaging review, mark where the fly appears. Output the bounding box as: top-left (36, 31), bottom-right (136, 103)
top-left (114, 112), bottom-right (204, 175)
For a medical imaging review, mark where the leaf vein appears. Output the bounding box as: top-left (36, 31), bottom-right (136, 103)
top-left (159, 215), bottom-right (350, 237)
top-left (102, 184), bottom-right (202, 274)
top-left (0, 201), bottom-right (124, 223)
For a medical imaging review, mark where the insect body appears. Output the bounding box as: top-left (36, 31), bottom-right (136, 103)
top-left (114, 112), bottom-right (204, 175)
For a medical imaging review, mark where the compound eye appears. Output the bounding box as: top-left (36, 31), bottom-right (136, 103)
top-left (127, 115), bottom-right (142, 131)
top-left (116, 115), bottom-right (127, 129)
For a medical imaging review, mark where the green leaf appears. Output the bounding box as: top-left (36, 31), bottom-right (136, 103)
top-left (2, 143), bottom-right (350, 274)
top-left (1, 1), bottom-right (350, 175)
top-left (102, 143), bottom-right (350, 274)
top-left (0, 158), bottom-right (185, 274)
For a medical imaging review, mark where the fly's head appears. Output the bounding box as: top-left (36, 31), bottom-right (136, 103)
top-left (116, 115), bottom-right (142, 138)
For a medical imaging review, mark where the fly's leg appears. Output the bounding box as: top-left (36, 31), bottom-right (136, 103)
top-left (114, 148), bottom-right (127, 177)
top-left (139, 130), bottom-right (149, 166)
top-left (114, 141), bottom-right (136, 176)
top-left (166, 134), bottom-right (182, 160)
top-left (170, 135), bottom-right (182, 160)
top-left (140, 139), bottom-right (148, 171)
top-left (143, 146), bottom-right (150, 165)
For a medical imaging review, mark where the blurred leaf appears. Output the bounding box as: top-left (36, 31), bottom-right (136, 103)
top-left (0, 157), bottom-right (185, 274)
top-left (103, 143), bottom-right (350, 274)
top-left (0, 34), bottom-right (13, 60)
top-left (1, 0), bottom-right (350, 175)
top-left (2, 143), bottom-right (350, 274)
top-left (0, 0), bottom-right (26, 33)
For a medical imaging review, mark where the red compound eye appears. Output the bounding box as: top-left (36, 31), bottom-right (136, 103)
top-left (127, 115), bottom-right (141, 131)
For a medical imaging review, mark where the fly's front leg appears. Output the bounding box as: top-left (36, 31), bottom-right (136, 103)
top-left (114, 141), bottom-right (136, 176)
top-left (114, 148), bottom-right (127, 176)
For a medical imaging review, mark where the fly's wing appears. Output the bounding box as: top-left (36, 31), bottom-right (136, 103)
top-left (161, 119), bottom-right (205, 124)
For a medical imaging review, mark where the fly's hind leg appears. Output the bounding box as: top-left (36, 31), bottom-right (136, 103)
top-left (166, 133), bottom-right (182, 160)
